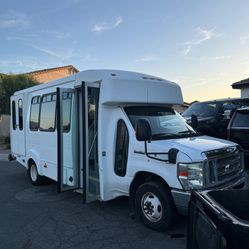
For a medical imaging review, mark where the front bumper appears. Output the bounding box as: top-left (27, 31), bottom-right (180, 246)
top-left (171, 174), bottom-right (249, 215)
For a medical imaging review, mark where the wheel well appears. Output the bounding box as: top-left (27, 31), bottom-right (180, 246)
top-left (129, 171), bottom-right (170, 212)
top-left (27, 158), bottom-right (36, 169)
top-left (130, 171), bottom-right (169, 195)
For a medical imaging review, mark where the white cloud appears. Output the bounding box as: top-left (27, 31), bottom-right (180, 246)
top-left (31, 45), bottom-right (61, 58)
top-left (30, 45), bottom-right (76, 61)
top-left (182, 27), bottom-right (221, 56)
top-left (42, 30), bottom-right (71, 39)
top-left (0, 11), bottom-right (29, 29)
top-left (0, 57), bottom-right (53, 73)
top-left (6, 30), bottom-right (71, 42)
top-left (199, 55), bottom-right (232, 61)
top-left (92, 16), bottom-right (123, 32)
top-left (134, 55), bottom-right (159, 63)
top-left (240, 35), bottom-right (249, 45)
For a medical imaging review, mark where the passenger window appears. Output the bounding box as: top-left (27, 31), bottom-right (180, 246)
top-left (62, 92), bottom-right (72, 132)
top-left (30, 96), bottom-right (40, 131)
top-left (114, 119), bottom-right (129, 177)
top-left (39, 93), bottom-right (56, 132)
top-left (12, 100), bottom-right (16, 130)
top-left (18, 99), bottom-right (23, 130)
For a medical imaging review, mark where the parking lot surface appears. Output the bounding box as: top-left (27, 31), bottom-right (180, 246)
top-left (0, 161), bottom-right (187, 249)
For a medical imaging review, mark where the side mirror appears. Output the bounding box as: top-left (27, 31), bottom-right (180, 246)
top-left (191, 114), bottom-right (198, 129)
top-left (135, 119), bottom-right (152, 142)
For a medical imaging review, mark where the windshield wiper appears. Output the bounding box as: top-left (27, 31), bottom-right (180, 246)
top-left (178, 130), bottom-right (194, 134)
top-left (152, 133), bottom-right (169, 137)
top-left (152, 133), bottom-right (180, 138)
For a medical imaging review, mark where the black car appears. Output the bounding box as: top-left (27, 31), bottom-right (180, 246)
top-left (182, 98), bottom-right (249, 139)
top-left (228, 107), bottom-right (249, 168)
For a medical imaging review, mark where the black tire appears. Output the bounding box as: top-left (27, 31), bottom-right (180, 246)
top-left (135, 181), bottom-right (176, 231)
top-left (27, 161), bottom-right (44, 186)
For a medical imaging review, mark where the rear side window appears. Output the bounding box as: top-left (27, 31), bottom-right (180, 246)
top-left (39, 93), bottom-right (56, 132)
top-left (18, 99), bottom-right (23, 130)
top-left (232, 112), bottom-right (249, 128)
top-left (30, 96), bottom-right (40, 131)
top-left (12, 100), bottom-right (16, 130)
top-left (114, 119), bottom-right (129, 177)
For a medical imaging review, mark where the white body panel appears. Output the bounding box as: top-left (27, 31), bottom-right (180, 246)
top-left (10, 69), bottom-right (240, 204)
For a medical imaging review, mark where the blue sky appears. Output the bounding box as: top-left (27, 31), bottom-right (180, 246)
top-left (1, 0), bottom-right (249, 102)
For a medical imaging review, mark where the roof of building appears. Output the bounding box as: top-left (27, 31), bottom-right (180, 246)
top-left (27, 65), bottom-right (79, 75)
top-left (231, 78), bottom-right (249, 89)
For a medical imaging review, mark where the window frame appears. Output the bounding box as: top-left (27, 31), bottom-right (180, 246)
top-left (39, 93), bottom-right (57, 132)
top-left (29, 96), bottom-right (40, 131)
top-left (114, 119), bottom-right (129, 177)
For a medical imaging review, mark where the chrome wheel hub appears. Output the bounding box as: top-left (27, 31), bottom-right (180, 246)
top-left (30, 164), bottom-right (38, 182)
top-left (141, 192), bottom-right (162, 222)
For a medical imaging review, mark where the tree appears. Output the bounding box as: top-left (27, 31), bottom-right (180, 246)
top-left (0, 74), bottom-right (38, 114)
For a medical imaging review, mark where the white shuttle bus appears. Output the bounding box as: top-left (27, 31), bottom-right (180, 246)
top-left (10, 70), bottom-right (247, 231)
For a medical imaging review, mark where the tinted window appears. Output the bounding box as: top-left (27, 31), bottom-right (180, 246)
top-left (39, 93), bottom-right (56, 132)
top-left (182, 102), bottom-right (219, 118)
top-left (18, 99), bottom-right (23, 130)
top-left (114, 120), bottom-right (129, 177)
top-left (30, 96), bottom-right (40, 131)
top-left (232, 112), bottom-right (249, 128)
top-left (12, 100), bottom-right (16, 130)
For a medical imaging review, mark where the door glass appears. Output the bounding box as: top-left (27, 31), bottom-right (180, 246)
top-left (58, 89), bottom-right (78, 192)
top-left (87, 87), bottom-right (100, 201)
top-left (12, 100), bottom-right (16, 130)
top-left (18, 99), bottom-right (23, 130)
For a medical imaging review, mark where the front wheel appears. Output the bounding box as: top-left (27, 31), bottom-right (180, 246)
top-left (135, 181), bottom-right (176, 231)
top-left (28, 162), bottom-right (44, 186)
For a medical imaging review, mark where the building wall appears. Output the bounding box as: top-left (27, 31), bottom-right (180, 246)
top-left (241, 88), bottom-right (249, 98)
top-left (0, 115), bottom-right (10, 137)
top-left (30, 67), bottom-right (78, 83)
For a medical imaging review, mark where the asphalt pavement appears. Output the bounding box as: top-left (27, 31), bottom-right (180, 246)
top-left (0, 161), bottom-right (187, 249)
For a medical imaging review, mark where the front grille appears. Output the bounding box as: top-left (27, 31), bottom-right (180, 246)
top-left (204, 146), bottom-right (243, 187)
top-left (216, 154), bottom-right (241, 181)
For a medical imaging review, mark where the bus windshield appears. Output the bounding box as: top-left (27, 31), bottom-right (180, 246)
top-left (124, 106), bottom-right (198, 140)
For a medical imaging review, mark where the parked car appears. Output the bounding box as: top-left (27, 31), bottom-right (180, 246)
top-left (227, 107), bottom-right (249, 168)
top-left (182, 98), bottom-right (249, 139)
top-left (188, 189), bottom-right (249, 249)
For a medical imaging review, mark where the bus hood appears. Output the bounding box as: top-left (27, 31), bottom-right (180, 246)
top-left (149, 135), bottom-right (237, 161)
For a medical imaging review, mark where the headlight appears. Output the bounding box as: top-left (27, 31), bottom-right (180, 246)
top-left (177, 162), bottom-right (204, 190)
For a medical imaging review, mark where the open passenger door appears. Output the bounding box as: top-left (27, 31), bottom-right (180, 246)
top-left (57, 88), bottom-right (79, 192)
top-left (82, 81), bottom-right (100, 203)
top-left (57, 83), bottom-right (100, 203)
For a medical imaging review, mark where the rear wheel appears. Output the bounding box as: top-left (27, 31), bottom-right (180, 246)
top-left (135, 181), bottom-right (176, 231)
top-left (28, 161), bottom-right (44, 186)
